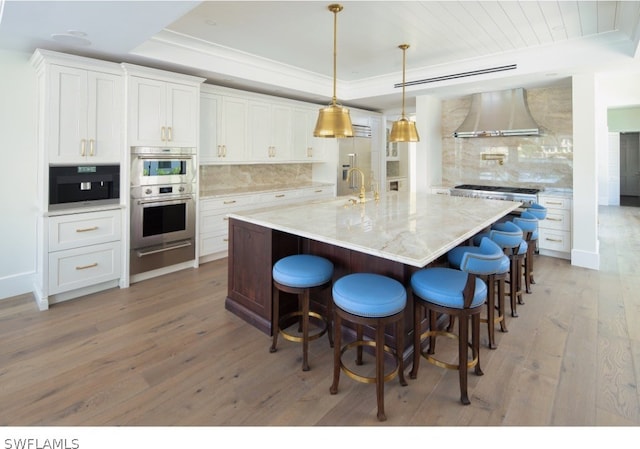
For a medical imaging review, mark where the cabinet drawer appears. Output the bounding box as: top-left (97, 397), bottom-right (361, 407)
top-left (538, 196), bottom-right (571, 210)
top-left (200, 232), bottom-right (229, 257)
top-left (541, 209), bottom-right (571, 231)
top-left (297, 187), bottom-right (334, 201)
top-left (49, 210), bottom-right (121, 251)
top-left (200, 209), bottom-right (230, 235)
top-left (49, 241), bottom-right (121, 294)
top-left (256, 190), bottom-right (300, 205)
top-left (200, 195), bottom-right (256, 212)
top-left (538, 229), bottom-right (571, 253)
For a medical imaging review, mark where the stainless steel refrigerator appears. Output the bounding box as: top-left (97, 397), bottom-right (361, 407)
top-left (336, 124), bottom-right (373, 197)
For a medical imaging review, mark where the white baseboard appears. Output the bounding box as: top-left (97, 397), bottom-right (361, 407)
top-left (571, 248), bottom-right (600, 270)
top-left (0, 271), bottom-right (35, 301)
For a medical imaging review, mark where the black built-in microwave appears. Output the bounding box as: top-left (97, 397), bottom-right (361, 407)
top-left (49, 165), bottom-right (120, 206)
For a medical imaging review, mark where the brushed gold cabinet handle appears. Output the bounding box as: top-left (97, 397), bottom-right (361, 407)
top-left (76, 226), bottom-right (98, 233)
top-left (275, 194), bottom-right (285, 198)
top-left (545, 238), bottom-right (562, 242)
top-left (76, 262), bottom-right (98, 270)
top-left (223, 238), bottom-right (229, 242)
top-left (80, 139), bottom-right (86, 157)
top-left (161, 126), bottom-right (166, 141)
top-left (223, 217), bottom-right (229, 221)
top-left (314, 190), bottom-right (323, 193)
top-left (547, 201), bottom-right (562, 205)
top-left (223, 145), bottom-right (227, 157)
top-left (168, 126), bottom-right (173, 141)
top-left (89, 139), bottom-right (95, 156)
top-left (223, 200), bottom-right (236, 204)
top-left (547, 217), bottom-right (562, 221)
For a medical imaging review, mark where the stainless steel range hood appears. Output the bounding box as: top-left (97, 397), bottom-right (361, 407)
top-left (453, 88), bottom-right (541, 138)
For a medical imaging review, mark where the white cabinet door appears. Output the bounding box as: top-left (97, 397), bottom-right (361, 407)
top-left (200, 92), bottom-right (220, 163)
top-left (87, 71), bottom-right (123, 163)
top-left (292, 107), bottom-right (325, 161)
top-left (218, 95), bottom-right (249, 162)
top-left (49, 65), bottom-right (122, 164)
top-left (166, 82), bottom-right (199, 147)
top-left (129, 77), bottom-right (198, 147)
top-left (128, 77), bottom-right (166, 146)
top-left (249, 101), bottom-right (293, 162)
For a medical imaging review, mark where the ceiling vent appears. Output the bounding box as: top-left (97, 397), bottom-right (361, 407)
top-left (394, 64), bottom-right (517, 88)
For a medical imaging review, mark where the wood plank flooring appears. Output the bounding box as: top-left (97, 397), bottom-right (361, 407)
top-left (1, 205), bottom-right (639, 427)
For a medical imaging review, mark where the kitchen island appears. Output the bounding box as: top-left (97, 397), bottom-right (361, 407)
top-left (225, 191), bottom-right (520, 351)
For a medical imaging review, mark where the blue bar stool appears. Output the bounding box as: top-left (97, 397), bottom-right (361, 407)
top-left (516, 208), bottom-right (545, 293)
top-left (330, 273), bottom-right (407, 421)
top-left (410, 238), bottom-right (504, 405)
top-left (475, 222), bottom-right (527, 317)
top-left (447, 237), bottom-right (510, 349)
top-left (271, 254), bottom-right (334, 371)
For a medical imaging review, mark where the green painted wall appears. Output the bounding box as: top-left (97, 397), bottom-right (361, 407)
top-left (608, 107), bottom-right (640, 132)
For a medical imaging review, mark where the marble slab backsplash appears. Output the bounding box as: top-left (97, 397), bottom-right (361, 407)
top-left (200, 163), bottom-right (314, 196)
top-left (441, 86), bottom-right (573, 189)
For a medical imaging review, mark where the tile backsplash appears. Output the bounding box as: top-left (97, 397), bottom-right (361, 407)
top-left (441, 86), bottom-right (573, 189)
top-left (200, 163), bottom-right (313, 195)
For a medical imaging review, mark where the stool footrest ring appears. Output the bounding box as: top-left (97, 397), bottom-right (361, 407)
top-left (339, 340), bottom-right (399, 384)
top-left (279, 311), bottom-right (328, 343)
top-left (418, 329), bottom-right (478, 371)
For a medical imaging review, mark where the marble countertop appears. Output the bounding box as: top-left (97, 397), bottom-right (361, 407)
top-left (229, 191), bottom-right (520, 268)
top-left (200, 182), bottom-right (334, 199)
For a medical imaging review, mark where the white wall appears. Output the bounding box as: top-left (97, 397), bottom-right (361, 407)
top-left (0, 50), bottom-right (39, 299)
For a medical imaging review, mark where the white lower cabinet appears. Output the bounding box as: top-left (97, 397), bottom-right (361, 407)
top-left (199, 186), bottom-right (334, 261)
top-left (45, 208), bottom-right (122, 304)
top-left (537, 194), bottom-right (572, 259)
top-left (48, 241), bottom-right (121, 295)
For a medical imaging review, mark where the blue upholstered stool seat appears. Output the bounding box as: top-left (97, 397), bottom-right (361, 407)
top-left (332, 273), bottom-right (406, 318)
top-left (411, 267), bottom-right (487, 310)
top-left (527, 203), bottom-right (547, 220)
top-left (273, 254), bottom-right (334, 288)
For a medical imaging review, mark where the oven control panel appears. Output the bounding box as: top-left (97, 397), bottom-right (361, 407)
top-left (131, 183), bottom-right (193, 199)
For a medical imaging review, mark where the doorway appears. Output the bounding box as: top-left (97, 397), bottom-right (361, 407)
top-left (620, 132), bottom-right (640, 206)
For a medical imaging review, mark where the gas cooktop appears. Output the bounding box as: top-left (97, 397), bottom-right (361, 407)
top-left (454, 184), bottom-right (540, 195)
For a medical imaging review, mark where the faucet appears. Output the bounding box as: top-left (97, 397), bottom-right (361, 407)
top-left (346, 168), bottom-right (366, 203)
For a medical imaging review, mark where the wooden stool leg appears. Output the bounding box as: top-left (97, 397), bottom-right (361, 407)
top-left (375, 323), bottom-right (386, 421)
top-left (301, 290), bottom-right (310, 371)
top-left (329, 310), bottom-right (342, 395)
top-left (326, 292), bottom-right (334, 348)
top-left (486, 275), bottom-right (496, 350)
top-left (396, 314), bottom-right (408, 386)
top-left (355, 324), bottom-right (364, 366)
top-left (270, 284), bottom-right (280, 353)
top-left (517, 255), bottom-right (525, 305)
top-left (498, 277), bottom-right (508, 332)
top-left (473, 313), bottom-right (483, 376)
top-left (458, 311), bottom-right (470, 405)
top-left (427, 308), bottom-right (437, 355)
top-left (410, 296), bottom-right (421, 379)
top-left (509, 256), bottom-right (519, 317)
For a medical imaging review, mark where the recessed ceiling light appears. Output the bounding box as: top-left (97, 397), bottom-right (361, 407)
top-left (50, 30), bottom-right (91, 46)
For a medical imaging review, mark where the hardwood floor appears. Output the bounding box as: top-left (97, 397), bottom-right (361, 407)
top-left (1, 205), bottom-right (639, 427)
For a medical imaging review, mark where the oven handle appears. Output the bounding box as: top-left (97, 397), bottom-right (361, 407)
top-left (134, 155), bottom-right (194, 160)
top-left (136, 240), bottom-right (192, 258)
top-left (136, 196), bottom-right (193, 205)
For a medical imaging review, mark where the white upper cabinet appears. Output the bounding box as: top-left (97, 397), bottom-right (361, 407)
top-left (128, 76), bottom-right (200, 147)
top-left (249, 100), bottom-right (293, 162)
top-left (47, 64), bottom-right (123, 164)
top-left (200, 89), bottom-right (249, 163)
top-left (292, 106), bottom-right (326, 161)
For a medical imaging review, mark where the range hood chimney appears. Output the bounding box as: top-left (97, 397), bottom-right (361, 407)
top-left (453, 88), bottom-right (541, 138)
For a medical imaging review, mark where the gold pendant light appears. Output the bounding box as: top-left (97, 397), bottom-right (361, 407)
top-left (389, 44), bottom-right (420, 142)
top-left (313, 4), bottom-right (353, 138)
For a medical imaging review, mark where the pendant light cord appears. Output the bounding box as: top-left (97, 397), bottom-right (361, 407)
top-left (330, 4), bottom-right (341, 106)
top-left (400, 44), bottom-right (408, 119)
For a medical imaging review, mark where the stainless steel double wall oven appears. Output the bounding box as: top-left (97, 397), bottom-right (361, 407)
top-left (130, 147), bottom-right (196, 275)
